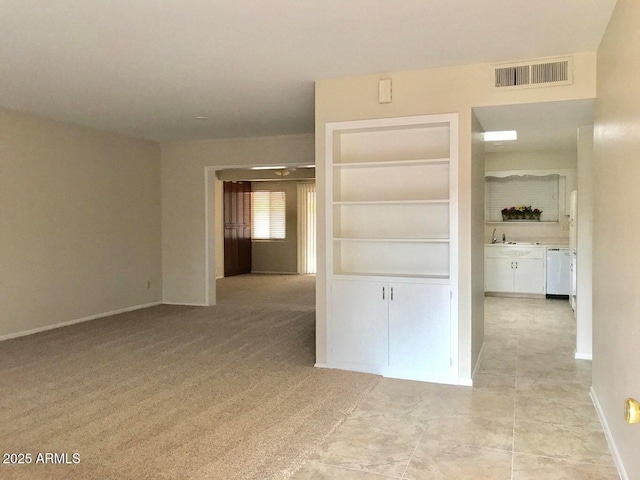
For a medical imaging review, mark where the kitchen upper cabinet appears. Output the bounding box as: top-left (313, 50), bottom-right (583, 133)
top-left (485, 246), bottom-right (546, 295)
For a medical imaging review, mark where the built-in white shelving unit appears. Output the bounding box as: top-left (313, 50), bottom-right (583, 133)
top-left (325, 114), bottom-right (459, 384)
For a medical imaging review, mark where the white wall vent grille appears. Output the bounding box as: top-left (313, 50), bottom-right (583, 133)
top-left (495, 65), bottom-right (530, 87)
top-left (493, 57), bottom-right (572, 89)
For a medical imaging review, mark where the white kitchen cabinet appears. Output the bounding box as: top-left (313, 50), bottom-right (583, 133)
top-left (484, 257), bottom-right (515, 293)
top-left (513, 257), bottom-right (545, 294)
top-left (330, 279), bottom-right (388, 369)
top-left (485, 246), bottom-right (546, 295)
top-left (387, 282), bottom-right (451, 382)
top-left (330, 278), bottom-right (451, 381)
top-left (324, 113), bottom-right (459, 384)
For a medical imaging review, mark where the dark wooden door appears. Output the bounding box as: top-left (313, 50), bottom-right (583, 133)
top-left (224, 182), bottom-right (252, 276)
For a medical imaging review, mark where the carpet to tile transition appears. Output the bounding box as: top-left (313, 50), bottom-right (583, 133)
top-left (0, 275), bottom-right (379, 480)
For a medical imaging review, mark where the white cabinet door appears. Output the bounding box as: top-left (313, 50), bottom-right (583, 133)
top-left (330, 279), bottom-right (388, 371)
top-left (388, 283), bottom-right (451, 382)
top-left (514, 259), bottom-right (545, 294)
top-left (485, 257), bottom-right (514, 293)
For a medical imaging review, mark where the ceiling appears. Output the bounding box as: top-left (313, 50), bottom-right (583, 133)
top-left (1, 1), bottom-right (616, 142)
top-left (474, 99), bottom-right (596, 153)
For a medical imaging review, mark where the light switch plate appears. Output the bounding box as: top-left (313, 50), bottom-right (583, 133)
top-left (378, 78), bottom-right (392, 104)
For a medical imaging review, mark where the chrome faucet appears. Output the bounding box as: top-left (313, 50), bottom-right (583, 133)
top-left (492, 229), bottom-right (497, 244)
top-left (502, 233), bottom-right (506, 243)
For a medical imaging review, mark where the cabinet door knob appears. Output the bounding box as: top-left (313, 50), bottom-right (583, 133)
top-left (390, 287), bottom-right (394, 301)
top-left (382, 286), bottom-right (385, 300)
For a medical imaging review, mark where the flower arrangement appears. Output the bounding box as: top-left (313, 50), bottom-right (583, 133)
top-left (501, 206), bottom-right (542, 221)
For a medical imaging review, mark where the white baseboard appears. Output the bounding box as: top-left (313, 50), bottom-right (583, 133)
top-left (162, 302), bottom-right (208, 307)
top-left (316, 362), bottom-right (471, 387)
top-left (457, 377), bottom-right (474, 387)
top-left (575, 352), bottom-right (593, 360)
top-left (0, 301), bottom-right (162, 342)
top-left (590, 386), bottom-right (628, 480)
top-left (250, 271), bottom-right (299, 275)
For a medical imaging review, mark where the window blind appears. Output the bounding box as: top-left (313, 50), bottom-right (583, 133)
top-left (297, 182), bottom-right (316, 274)
top-left (485, 175), bottom-right (559, 222)
top-left (251, 191), bottom-right (286, 240)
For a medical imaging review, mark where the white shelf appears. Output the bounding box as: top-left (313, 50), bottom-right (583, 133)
top-left (334, 241), bottom-right (450, 278)
top-left (334, 199), bottom-right (449, 206)
top-left (334, 158), bottom-right (450, 168)
top-left (333, 161), bottom-right (449, 203)
top-left (334, 237), bottom-right (449, 243)
top-left (324, 113), bottom-right (459, 385)
top-left (333, 272), bottom-right (450, 281)
top-left (485, 221), bottom-right (558, 225)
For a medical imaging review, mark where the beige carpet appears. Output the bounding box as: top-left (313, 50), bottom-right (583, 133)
top-left (0, 274), bottom-right (380, 480)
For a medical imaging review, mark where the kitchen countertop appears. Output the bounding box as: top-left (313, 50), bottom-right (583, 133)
top-left (485, 243), bottom-right (570, 248)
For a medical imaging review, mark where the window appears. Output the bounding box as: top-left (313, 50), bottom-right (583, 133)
top-left (485, 174), bottom-right (559, 222)
top-left (297, 182), bottom-right (316, 274)
top-left (251, 191), bottom-right (286, 240)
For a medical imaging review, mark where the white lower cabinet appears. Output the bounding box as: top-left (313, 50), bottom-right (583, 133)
top-left (387, 282), bottom-right (451, 382)
top-left (330, 278), bottom-right (451, 382)
top-left (330, 279), bottom-right (388, 369)
top-left (513, 258), bottom-right (545, 294)
top-left (484, 257), bottom-right (515, 293)
top-left (485, 246), bottom-right (546, 295)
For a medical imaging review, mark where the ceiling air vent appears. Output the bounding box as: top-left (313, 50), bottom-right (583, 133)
top-left (493, 56), bottom-right (573, 89)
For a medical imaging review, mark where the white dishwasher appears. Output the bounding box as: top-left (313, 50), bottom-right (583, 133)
top-left (546, 248), bottom-right (572, 297)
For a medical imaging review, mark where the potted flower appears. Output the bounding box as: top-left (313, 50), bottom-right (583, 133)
top-left (501, 208), bottom-right (509, 221)
top-left (533, 208), bottom-right (542, 221)
top-left (524, 206), bottom-right (534, 220)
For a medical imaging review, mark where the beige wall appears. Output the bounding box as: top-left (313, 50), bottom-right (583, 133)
top-left (593, 1), bottom-right (640, 477)
top-left (576, 126), bottom-right (593, 359)
top-left (161, 134), bottom-right (314, 305)
top-left (315, 52), bottom-right (597, 379)
top-left (471, 112), bottom-right (485, 374)
top-left (1, 109), bottom-right (161, 338)
top-left (215, 178), bottom-right (224, 278)
top-left (485, 150), bottom-right (577, 172)
top-left (251, 181), bottom-right (298, 273)
top-left (484, 150), bottom-right (576, 244)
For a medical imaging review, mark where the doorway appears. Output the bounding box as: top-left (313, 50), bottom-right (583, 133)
top-left (473, 99), bottom-right (595, 360)
top-left (223, 181), bottom-right (252, 277)
top-left (206, 165), bottom-right (316, 305)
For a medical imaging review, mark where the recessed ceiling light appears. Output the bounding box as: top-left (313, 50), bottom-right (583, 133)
top-left (196, 116), bottom-right (208, 120)
top-left (484, 130), bottom-right (517, 142)
top-left (251, 166), bottom-right (286, 170)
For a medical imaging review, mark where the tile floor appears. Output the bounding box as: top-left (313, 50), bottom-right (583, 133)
top-left (292, 296), bottom-right (619, 479)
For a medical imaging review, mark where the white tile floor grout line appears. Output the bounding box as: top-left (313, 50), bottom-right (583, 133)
top-left (399, 428), bottom-right (427, 479)
top-left (293, 297), bottom-right (615, 479)
top-left (511, 311), bottom-right (520, 480)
